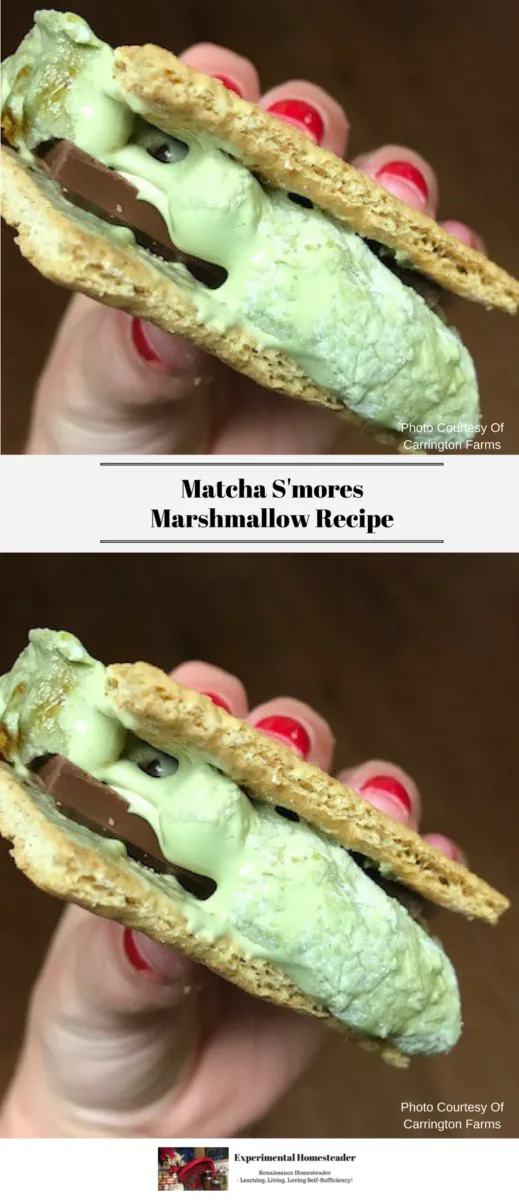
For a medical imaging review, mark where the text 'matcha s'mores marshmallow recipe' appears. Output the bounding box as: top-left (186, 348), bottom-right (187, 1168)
top-left (1, 11), bottom-right (518, 448)
top-left (0, 631), bottom-right (509, 1070)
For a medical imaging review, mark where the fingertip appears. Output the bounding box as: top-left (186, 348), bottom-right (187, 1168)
top-left (339, 760), bottom-right (421, 828)
top-left (179, 43), bottom-right (261, 100)
top-left (33, 297), bottom-right (212, 455)
top-left (423, 832), bottom-right (468, 865)
top-left (171, 661), bottom-right (249, 717)
top-left (58, 910), bottom-right (197, 1017)
top-left (248, 696), bottom-right (335, 770)
top-left (123, 929), bottom-right (197, 987)
top-left (130, 319), bottom-right (202, 375)
top-left (355, 144), bottom-right (438, 216)
top-left (261, 80), bottom-right (349, 155)
top-left (441, 219), bottom-right (487, 255)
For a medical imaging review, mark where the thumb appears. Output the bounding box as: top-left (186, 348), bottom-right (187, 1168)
top-left (27, 295), bottom-right (216, 454)
top-left (2, 906), bottom-right (206, 1136)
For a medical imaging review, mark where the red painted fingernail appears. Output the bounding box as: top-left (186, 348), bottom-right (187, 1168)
top-left (360, 774), bottom-right (412, 813)
top-left (267, 98), bottom-right (325, 144)
top-left (202, 691), bottom-right (232, 712)
top-left (212, 73), bottom-right (243, 96)
top-left (123, 927), bottom-right (153, 973)
top-left (131, 319), bottom-right (199, 373)
top-left (255, 714), bottom-right (311, 758)
top-left (131, 317), bottom-right (161, 364)
top-left (375, 159), bottom-right (428, 201)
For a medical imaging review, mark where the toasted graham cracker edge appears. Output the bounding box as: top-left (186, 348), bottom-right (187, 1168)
top-left (105, 663), bottom-right (509, 925)
top-left (114, 45), bottom-right (519, 314)
top-left (0, 762), bottom-right (408, 1068)
top-left (0, 146), bottom-right (402, 444)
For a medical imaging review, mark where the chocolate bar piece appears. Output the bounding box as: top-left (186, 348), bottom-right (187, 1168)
top-left (31, 755), bottom-right (427, 921)
top-left (38, 139), bottom-right (226, 289)
top-left (33, 755), bottom-right (215, 899)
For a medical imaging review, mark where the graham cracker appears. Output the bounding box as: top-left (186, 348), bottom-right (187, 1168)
top-left (113, 44), bottom-right (519, 313)
top-left (104, 663), bottom-right (509, 925)
top-left (0, 762), bottom-right (407, 1068)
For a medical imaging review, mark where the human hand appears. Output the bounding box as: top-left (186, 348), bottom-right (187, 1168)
top-left (0, 659), bottom-right (466, 1138)
top-left (26, 44), bottom-right (485, 456)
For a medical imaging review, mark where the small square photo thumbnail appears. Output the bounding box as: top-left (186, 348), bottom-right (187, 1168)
top-left (158, 1147), bottom-right (229, 1191)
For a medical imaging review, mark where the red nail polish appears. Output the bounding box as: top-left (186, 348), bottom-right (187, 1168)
top-left (375, 160), bottom-right (428, 201)
top-left (255, 714), bottom-right (311, 758)
top-left (212, 73), bottom-right (243, 96)
top-left (202, 691), bottom-right (232, 712)
top-left (131, 318), bottom-right (161, 364)
top-left (360, 774), bottom-right (412, 813)
top-left (267, 98), bottom-right (325, 144)
top-left (123, 927), bottom-right (152, 972)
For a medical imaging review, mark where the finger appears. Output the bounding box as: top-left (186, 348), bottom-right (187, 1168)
top-left (440, 219), bottom-right (487, 255)
top-left (260, 80), bottom-right (349, 155)
top-left (170, 661), bottom-right (249, 716)
top-left (165, 979), bottom-right (324, 1135)
top-left (179, 44), bottom-right (261, 101)
top-left (211, 383), bottom-right (343, 454)
top-left (423, 832), bottom-right (468, 865)
top-left (247, 697), bottom-right (335, 771)
top-left (352, 144), bottom-right (438, 216)
top-left (338, 759), bottom-right (421, 829)
top-left (27, 296), bottom-right (214, 455)
top-left (5, 907), bottom-right (205, 1135)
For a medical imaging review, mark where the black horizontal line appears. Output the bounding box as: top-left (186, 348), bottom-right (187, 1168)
top-left (99, 461), bottom-right (442, 467)
top-left (100, 539), bottom-right (444, 544)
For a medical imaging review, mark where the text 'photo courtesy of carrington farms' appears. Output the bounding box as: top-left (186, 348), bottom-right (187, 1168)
top-left (0, 553), bottom-right (517, 1141)
top-left (1, 2), bottom-right (519, 454)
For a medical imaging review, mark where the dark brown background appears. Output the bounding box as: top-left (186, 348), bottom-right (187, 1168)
top-left (2, 0), bottom-right (518, 452)
top-left (0, 553), bottom-right (517, 1137)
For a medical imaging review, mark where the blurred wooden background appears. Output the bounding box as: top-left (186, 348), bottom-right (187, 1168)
top-left (2, 0), bottom-right (518, 452)
top-left (0, 553), bottom-right (517, 1136)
